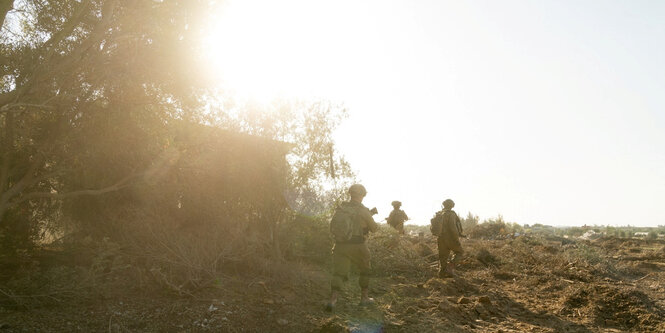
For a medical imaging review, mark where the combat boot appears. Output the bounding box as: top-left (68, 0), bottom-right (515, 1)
top-left (360, 288), bottom-right (375, 306)
top-left (325, 291), bottom-right (338, 312)
top-left (438, 267), bottom-right (452, 278)
top-left (325, 302), bottom-right (335, 312)
top-left (445, 262), bottom-right (456, 277)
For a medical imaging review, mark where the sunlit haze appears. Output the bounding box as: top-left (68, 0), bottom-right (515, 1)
top-left (203, 0), bottom-right (665, 227)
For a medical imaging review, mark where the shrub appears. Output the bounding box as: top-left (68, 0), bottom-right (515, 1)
top-left (468, 216), bottom-right (507, 239)
top-left (279, 214), bottom-right (333, 265)
top-left (368, 225), bottom-right (430, 278)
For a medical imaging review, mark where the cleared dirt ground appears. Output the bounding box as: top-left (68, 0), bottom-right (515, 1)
top-left (2, 229), bottom-right (665, 332)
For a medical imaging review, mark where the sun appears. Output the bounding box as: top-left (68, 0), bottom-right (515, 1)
top-left (200, 0), bottom-right (326, 103)
top-left (198, 0), bottom-right (372, 105)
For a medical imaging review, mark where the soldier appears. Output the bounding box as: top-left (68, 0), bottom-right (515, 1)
top-left (326, 184), bottom-right (378, 311)
top-left (387, 200), bottom-right (409, 234)
top-left (433, 199), bottom-right (464, 278)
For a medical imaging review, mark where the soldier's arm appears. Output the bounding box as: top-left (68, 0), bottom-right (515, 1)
top-left (360, 209), bottom-right (378, 233)
top-left (402, 210), bottom-right (409, 220)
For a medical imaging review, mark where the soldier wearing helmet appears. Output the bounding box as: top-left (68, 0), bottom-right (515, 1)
top-left (348, 184), bottom-right (367, 196)
top-left (387, 200), bottom-right (409, 234)
top-left (431, 198), bottom-right (464, 278)
top-left (326, 184), bottom-right (378, 311)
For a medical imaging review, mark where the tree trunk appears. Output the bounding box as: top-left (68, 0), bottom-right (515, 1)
top-left (0, 111), bottom-right (13, 225)
top-left (270, 218), bottom-right (283, 261)
top-left (268, 207), bottom-right (285, 261)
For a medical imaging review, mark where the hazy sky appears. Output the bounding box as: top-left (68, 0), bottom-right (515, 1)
top-left (205, 0), bottom-right (665, 227)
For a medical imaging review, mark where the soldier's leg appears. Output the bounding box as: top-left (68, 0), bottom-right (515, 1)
top-left (327, 245), bottom-right (352, 311)
top-left (450, 242), bottom-right (464, 264)
top-left (437, 237), bottom-right (451, 277)
top-left (331, 246), bottom-right (351, 292)
top-left (345, 244), bottom-right (371, 290)
top-left (446, 242), bottom-right (464, 277)
top-left (357, 244), bottom-right (374, 304)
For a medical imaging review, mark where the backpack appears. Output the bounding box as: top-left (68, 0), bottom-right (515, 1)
top-left (330, 204), bottom-right (357, 242)
top-left (430, 212), bottom-right (443, 236)
top-left (431, 210), bottom-right (462, 237)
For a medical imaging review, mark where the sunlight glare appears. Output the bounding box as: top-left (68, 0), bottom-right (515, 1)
top-left (202, 0), bottom-right (358, 103)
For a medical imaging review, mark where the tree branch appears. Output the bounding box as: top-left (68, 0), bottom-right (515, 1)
top-left (0, 102), bottom-right (55, 113)
top-left (42, 1), bottom-right (91, 52)
top-left (0, 1), bottom-right (92, 108)
top-left (0, 153), bottom-right (44, 208)
top-left (9, 172), bottom-right (140, 207)
top-left (0, 90), bottom-right (17, 110)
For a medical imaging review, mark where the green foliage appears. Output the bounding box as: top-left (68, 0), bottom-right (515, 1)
top-left (209, 98), bottom-right (355, 216)
top-left (1, 0), bottom-right (222, 247)
top-left (1, 1), bottom-right (354, 263)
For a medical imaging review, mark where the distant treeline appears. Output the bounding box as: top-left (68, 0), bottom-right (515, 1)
top-left (407, 213), bottom-right (664, 240)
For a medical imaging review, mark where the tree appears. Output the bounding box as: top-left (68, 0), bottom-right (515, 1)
top-left (217, 99), bottom-right (354, 214)
top-left (1, 0), bottom-right (223, 250)
top-left (1, 1), bottom-right (355, 259)
top-left (460, 212), bottom-right (479, 232)
top-left (204, 98), bottom-right (355, 259)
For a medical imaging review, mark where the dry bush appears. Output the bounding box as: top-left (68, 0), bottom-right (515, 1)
top-left (279, 215), bottom-right (332, 265)
top-left (0, 265), bottom-right (88, 308)
top-left (102, 201), bottom-right (288, 295)
top-left (475, 248), bottom-right (500, 267)
top-left (1, 120), bottom-right (348, 298)
top-left (462, 236), bottom-right (573, 277)
top-left (368, 226), bottom-right (432, 278)
top-left (0, 237), bottom-right (134, 308)
top-left (559, 242), bottom-right (620, 279)
top-left (41, 125), bottom-right (293, 294)
top-left (559, 285), bottom-right (665, 329)
top-left (468, 221), bottom-right (507, 239)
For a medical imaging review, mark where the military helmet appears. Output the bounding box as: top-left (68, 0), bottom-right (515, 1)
top-left (391, 200), bottom-right (402, 208)
top-left (348, 184), bottom-right (367, 196)
top-left (442, 199), bottom-right (455, 208)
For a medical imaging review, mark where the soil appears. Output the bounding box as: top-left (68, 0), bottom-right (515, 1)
top-left (1, 233), bottom-right (665, 332)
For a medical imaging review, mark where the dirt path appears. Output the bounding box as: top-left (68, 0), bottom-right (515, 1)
top-left (311, 236), bottom-right (665, 332)
top-left (1, 235), bottom-right (664, 332)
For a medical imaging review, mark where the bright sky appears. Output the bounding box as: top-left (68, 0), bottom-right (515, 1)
top-left (204, 0), bottom-right (665, 227)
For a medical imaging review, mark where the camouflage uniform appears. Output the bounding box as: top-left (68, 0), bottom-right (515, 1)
top-left (330, 201), bottom-right (378, 292)
top-left (388, 208), bottom-right (409, 234)
top-left (437, 207), bottom-right (463, 276)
